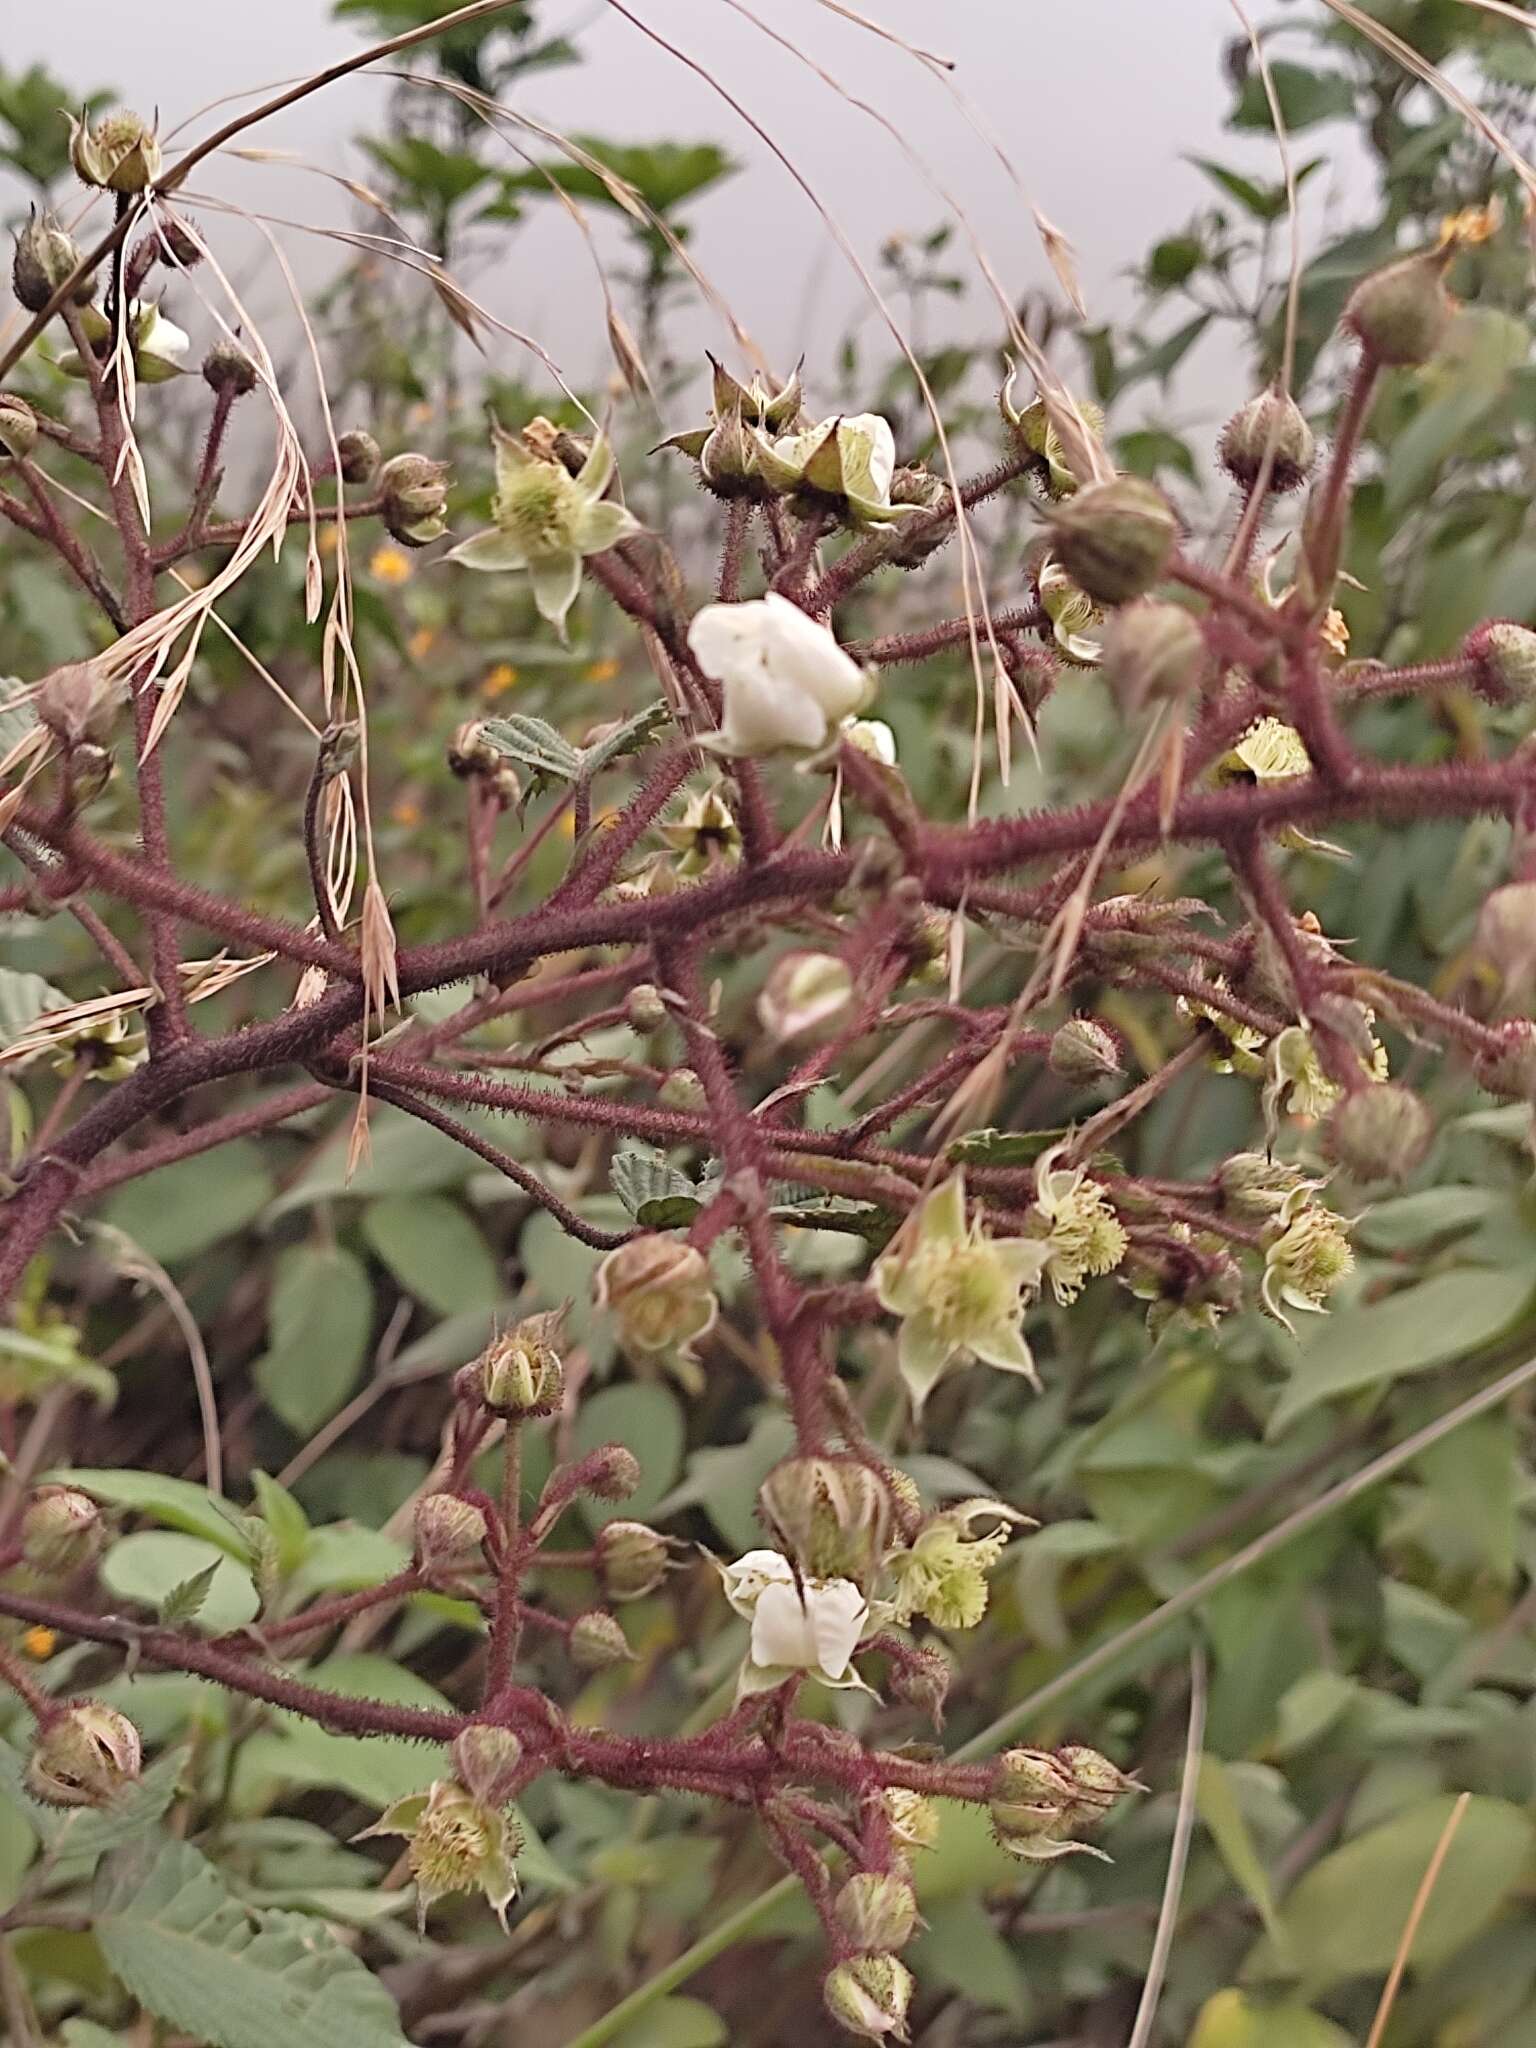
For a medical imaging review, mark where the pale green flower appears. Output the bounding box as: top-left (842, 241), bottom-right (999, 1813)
top-left (357, 1778), bottom-right (521, 1931)
top-left (1031, 1144), bottom-right (1128, 1305)
top-left (449, 420), bottom-right (641, 636)
top-left (884, 1499), bottom-right (1032, 1631)
top-left (1176, 975), bottom-right (1265, 1077)
top-left (1262, 1021), bottom-right (1388, 1142)
top-left (1037, 555), bottom-right (1102, 664)
top-left (748, 411), bottom-right (911, 527)
top-left (872, 1170), bottom-right (1049, 1413)
top-left (1261, 1184), bottom-right (1355, 1330)
top-left (1218, 716), bottom-right (1311, 784)
top-left (999, 362), bottom-right (1104, 500)
top-left (656, 786), bottom-right (741, 875)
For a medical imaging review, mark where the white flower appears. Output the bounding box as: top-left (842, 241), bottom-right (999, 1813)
top-left (688, 593), bottom-right (871, 756)
top-left (720, 1548), bottom-right (872, 1695)
top-left (749, 411), bottom-right (907, 526)
top-left (844, 717), bottom-right (897, 765)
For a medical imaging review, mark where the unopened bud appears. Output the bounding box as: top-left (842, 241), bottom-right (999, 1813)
top-left (833, 1872), bottom-right (919, 1954)
top-left (884, 1786), bottom-right (939, 1850)
top-left (20, 1486), bottom-right (103, 1575)
top-left (0, 396), bottom-right (38, 460)
top-left (478, 1317), bottom-right (564, 1417)
top-left (1049, 1015), bottom-right (1122, 1086)
top-left (201, 340), bottom-right (258, 397)
top-left (336, 429), bottom-right (381, 485)
top-left (447, 720), bottom-right (501, 779)
top-left (1477, 882), bottom-right (1536, 1005)
top-left (1465, 620), bottom-right (1536, 703)
top-left (451, 1725), bottom-right (523, 1806)
top-left (595, 1236), bottom-right (717, 1356)
top-left (1326, 1083), bottom-right (1432, 1184)
top-left (758, 1455), bottom-right (892, 1584)
top-left (625, 982), bottom-right (668, 1032)
top-left (1475, 1021), bottom-right (1536, 1101)
top-left (582, 1444), bottom-right (642, 1502)
top-left (823, 1954), bottom-right (914, 2042)
top-left (12, 214), bottom-right (92, 314)
top-left (758, 951), bottom-right (855, 1045)
top-left (1217, 387), bottom-right (1316, 494)
top-left (569, 1610), bottom-right (634, 1670)
top-left (1344, 247), bottom-right (1455, 367)
top-left (413, 1493), bottom-right (489, 1576)
top-left (155, 213), bottom-right (203, 270)
top-left (594, 1519), bottom-right (669, 1602)
top-left (71, 111), bottom-right (162, 195)
top-left (380, 452), bottom-right (449, 547)
top-left (1216, 1151), bottom-right (1307, 1221)
top-left (1048, 476), bottom-right (1177, 606)
top-left (888, 1642), bottom-right (952, 1727)
top-left (66, 741), bottom-right (114, 806)
top-left (27, 1702), bottom-right (141, 1808)
top-left (1057, 1744), bottom-right (1141, 1816)
top-left (658, 1067), bottom-right (707, 1113)
top-left (1101, 599), bottom-right (1206, 715)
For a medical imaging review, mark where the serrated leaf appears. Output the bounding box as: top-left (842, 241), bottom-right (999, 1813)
top-left (158, 1559), bottom-right (222, 1628)
top-left (102, 1533), bottom-right (259, 1636)
top-left (611, 1143), bottom-right (704, 1227)
top-left (0, 1744), bottom-right (184, 1880)
top-left (581, 699), bottom-right (671, 777)
top-left (94, 1833), bottom-right (410, 2048)
top-left (478, 713), bottom-right (583, 781)
top-left (946, 1126), bottom-right (1062, 1166)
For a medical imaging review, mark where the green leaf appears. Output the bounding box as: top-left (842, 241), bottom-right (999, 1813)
top-left (291, 1524), bottom-right (409, 1599)
top-left (0, 1744), bottom-right (185, 1881)
top-left (249, 1471), bottom-right (312, 1577)
top-left (910, 1800), bottom-right (1018, 1904)
top-left (362, 1194), bottom-right (501, 1316)
top-left (1188, 154), bottom-right (1324, 221)
top-left (360, 135), bottom-right (490, 207)
top-left (262, 1655), bottom-right (451, 1807)
top-left (1268, 1262), bottom-right (1536, 1436)
top-left (580, 700), bottom-right (672, 777)
top-left (478, 713), bottom-right (583, 781)
top-left (1242, 1795), bottom-right (1534, 1995)
top-left (503, 139), bottom-right (736, 218)
top-left (611, 1143), bottom-right (714, 1228)
top-left (1190, 1990), bottom-right (1353, 2048)
top-left (1197, 1757), bottom-right (1286, 1950)
top-left (254, 1246), bottom-right (373, 1435)
top-left (1147, 234), bottom-right (1203, 287)
top-left (101, 1533), bottom-right (259, 1636)
top-left (52, 1470), bottom-right (252, 1562)
top-left (1353, 1186), bottom-right (1502, 1253)
top-left (572, 1383), bottom-right (685, 1531)
top-left (267, 1106), bottom-right (516, 1217)
top-left (102, 1141), bottom-right (275, 1266)
top-left (95, 1833), bottom-right (410, 2048)
top-left (1231, 62), bottom-right (1355, 132)
top-left (909, 1895), bottom-right (1027, 2018)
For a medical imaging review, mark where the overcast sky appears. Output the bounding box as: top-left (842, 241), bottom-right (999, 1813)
top-left (7, 2), bottom-right (1374, 432)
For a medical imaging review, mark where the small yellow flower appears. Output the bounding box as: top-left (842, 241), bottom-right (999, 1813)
top-left (1438, 200), bottom-right (1502, 250)
top-left (1030, 1146), bottom-right (1129, 1305)
top-left (408, 627), bottom-right (437, 662)
top-left (1218, 717), bottom-right (1311, 784)
top-left (585, 657), bottom-right (620, 683)
top-left (1320, 609), bottom-right (1349, 658)
top-left (370, 544), bottom-right (412, 586)
top-left (22, 1627), bottom-right (56, 1661)
top-left (1262, 1186), bottom-right (1355, 1330)
top-left (318, 525), bottom-right (340, 557)
top-left (884, 1500), bottom-right (1031, 1631)
top-left (392, 798), bottom-right (423, 829)
top-left (480, 662), bottom-right (519, 700)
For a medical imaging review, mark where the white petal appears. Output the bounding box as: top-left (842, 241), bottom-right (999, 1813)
top-left (807, 1578), bottom-right (870, 1678)
top-left (722, 1550), bottom-right (794, 1620)
top-left (759, 594), bottom-right (868, 720)
top-left (751, 1580), bottom-right (817, 1669)
top-left (841, 413), bottom-right (896, 502)
top-left (688, 599), bottom-right (773, 690)
top-left (720, 667), bottom-right (828, 754)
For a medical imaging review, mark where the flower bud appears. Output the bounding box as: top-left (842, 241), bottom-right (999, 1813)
top-left (658, 1067), bottom-right (707, 1114)
top-left (154, 212), bottom-right (203, 270)
top-left (594, 1520), bottom-right (670, 1602)
top-left (1047, 476), bottom-right (1177, 606)
top-left (884, 1787), bottom-right (939, 1850)
top-left (1057, 1744), bottom-right (1141, 1819)
top-left (1465, 620), bottom-right (1536, 703)
top-left (12, 214), bottom-right (93, 314)
top-left (0, 396), bottom-right (38, 460)
top-left (1215, 1151), bottom-right (1308, 1221)
top-left (1475, 1021), bottom-right (1536, 1101)
top-left (833, 1872), bottom-right (919, 1954)
top-left (1477, 881), bottom-right (1536, 1005)
top-left (758, 951), bottom-right (855, 1045)
top-left (71, 111), bottom-right (162, 194)
top-left (478, 1319), bottom-right (564, 1418)
top-left (380, 452), bottom-right (449, 548)
top-left (451, 1725), bottom-right (524, 1807)
top-left (569, 1609), bottom-right (635, 1670)
top-left (624, 982), bottom-right (668, 1032)
top-left (20, 1486), bottom-right (103, 1575)
top-left (1344, 247), bottom-right (1455, 367)
top-left (757, 1455), bottom-right (892, 1584)
top-left (447, 720), bottom-right (503, 780)
top-left (1049, 1015), bottom-right (1122, 1086)
top-left (1101, 599), bottom-right (1206, 715)
top-left (413, 1493), bottom-right (489, 1576)
top-left (595, 1236), bottom-right (717, 1357)
top-left (1217, 388), bottom-right (1316, 494)
top-left (823, 1954), bottom-right (914, 2042)
top-left (994, 1745), bottom-right (1080, 1809)
top-left (201, 340), bottom-right (258, 398)
top-left (28, 1702), bottom-right (141, 1807)
top-left (1326, 1083), bottom-right (1432, 1184)
top-left (336, 429), bottom-right (381, 485)
top-left (888, 1642), bottom-right (952, 1727)
top-left (581, 1444), bottom-right (642, 1502)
